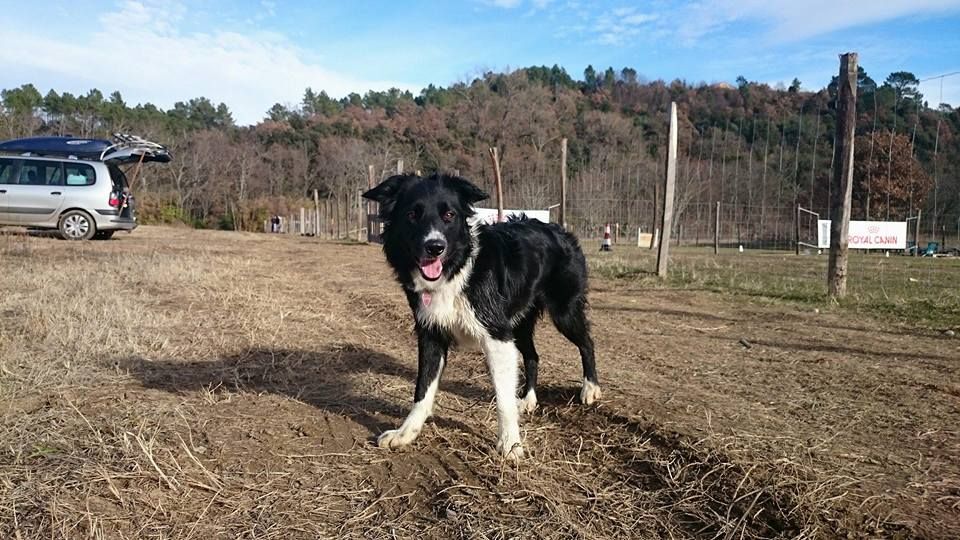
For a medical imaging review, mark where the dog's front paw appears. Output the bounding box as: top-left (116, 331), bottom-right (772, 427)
top-left (496, 434), bottom-right (524, 460)
top-left (377, 427), bottom-right (419, 449)
top-left (580, 379), bottom-right (602, 405)
top-left (518, 389), bottom-right (538, 414)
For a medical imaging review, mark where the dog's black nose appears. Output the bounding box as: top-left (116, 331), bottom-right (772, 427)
top-left (424, 240), bottom-right (446, 257)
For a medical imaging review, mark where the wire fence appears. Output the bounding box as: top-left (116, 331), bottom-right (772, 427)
top-left (563, 197), bottom-right (960, 253)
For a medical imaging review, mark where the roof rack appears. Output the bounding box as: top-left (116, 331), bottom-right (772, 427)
top-left (99, 133), bottom-right (169, 161)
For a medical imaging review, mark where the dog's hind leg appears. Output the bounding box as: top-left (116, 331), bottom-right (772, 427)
top-left (378, 330), bottom-right (447, 449)
top-left (549, 298), bottom-right (601, 405)
top-left (482, 336), bottom-right (524, 460)
top-left (514, 314), bottom-right (540, 414)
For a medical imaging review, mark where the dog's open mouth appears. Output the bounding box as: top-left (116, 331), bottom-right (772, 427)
top-left (419, 257), bottom-right (443, 281)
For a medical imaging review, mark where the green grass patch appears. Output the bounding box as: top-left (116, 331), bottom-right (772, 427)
top-left (589, 246), bottom-right (960, 329)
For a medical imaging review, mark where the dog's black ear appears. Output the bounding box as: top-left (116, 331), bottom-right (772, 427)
top-left (363, 175), bottom-right (419, 216)
top-left (363, 174), bottom-right (417, 204)
top-left (444, 175), bottom-right (489, 205)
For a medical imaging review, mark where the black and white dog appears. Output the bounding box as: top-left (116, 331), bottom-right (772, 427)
top-left (363, 174), bottom-right (600, 459)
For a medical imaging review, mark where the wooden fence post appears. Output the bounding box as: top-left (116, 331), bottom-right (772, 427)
top-left (489, 147), bottom-right (504, 222)
top-left (714, 201), bottom-right (720, 255)
top-left (357, 189), bottom-right (364, 242)
top-left (313, 189), bottom-right (320, 237)
top-left (656, 102), bottom-right (678, 278)
top-left (319, 198), bottom-right (325, 239)
top-left (827, 52), bottom-right (858, 299)
top-left (795, 204), bottom-right (801, 256)
top-left (367, 164), bottom-right (377, 241)
top-left (650, 181), bottom-right (660, 249)
top-left (560, 137), bottom-right (568, 229)
top-left (914, 209), bottom-right (922, 257)
top-left (339, 196), bottom-right (343, 238)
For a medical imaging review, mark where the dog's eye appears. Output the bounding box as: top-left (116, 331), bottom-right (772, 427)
top-left (407, 210), bottom-right (418, 222)
top-left (442, 210), bottom-right (456, 222)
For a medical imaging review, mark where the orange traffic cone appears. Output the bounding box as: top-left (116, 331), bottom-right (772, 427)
top-left (600, 223), bottom-right (613, 251)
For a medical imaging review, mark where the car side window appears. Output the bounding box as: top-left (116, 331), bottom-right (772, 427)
top-left (0, 158), bottom-right (21, 184)
top-left (64, 163), bottom-right (96, 186)
top-left (45, 163), bottom-right (64, 186)
top-left (18, 162), bottom-right (64, 186)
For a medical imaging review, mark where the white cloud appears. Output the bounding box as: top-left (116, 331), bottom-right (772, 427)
top-left (0, 1), bottom-right (416, 125)
top-left (674, 0), bottom-right (960, 44)
top-left (560, 0), bottom-right (960, 49)
top-left (591, 6), bottom-right (658, 45)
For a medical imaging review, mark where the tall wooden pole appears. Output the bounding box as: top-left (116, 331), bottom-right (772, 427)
top-left (367, 165), bottom-right (376, 202)
top-left (827, 52), bottom-right (859, 299)
top-left (650, 182), bottom-right (659, 249)
top-left (714, 201), bottom-right (720, 255)
top-left (560, 137), bottom-right (568, 229)
top-left (795, 204), bottom-right (801, 256)
top-left (319, 197), bottom-right (325, 239)
top-left (367, 164), bottom-right (376, 242)
top-left (357, 189), bottom-right (364, 242)
top-left (656, 102), bottom-right (678, 278)
top-left (914, 209), bottom-right (922, 257)
top-left (313, 189), bottom-right (320, 237)
top-left (489, 147), bottom-right (504, 222)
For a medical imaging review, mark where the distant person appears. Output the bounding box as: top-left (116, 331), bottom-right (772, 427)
top-left (271, 215), bottom-right (281, 233)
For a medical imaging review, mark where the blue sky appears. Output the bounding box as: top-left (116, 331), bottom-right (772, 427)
top-left (2, 0), bottom-right (959, 125)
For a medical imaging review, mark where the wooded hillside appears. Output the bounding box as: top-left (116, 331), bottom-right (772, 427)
top-left (2, 65), bottom-right (957, 238)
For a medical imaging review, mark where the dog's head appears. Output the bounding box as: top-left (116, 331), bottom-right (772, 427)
top-left (363, 174), bottom-right (488, 287)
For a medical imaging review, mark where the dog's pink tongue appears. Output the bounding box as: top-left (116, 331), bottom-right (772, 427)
top-left (420, 258), bottom-right (443, 279)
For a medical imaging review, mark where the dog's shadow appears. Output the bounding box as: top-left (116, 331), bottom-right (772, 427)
top-left (119, 345), bottom-right (490, 439)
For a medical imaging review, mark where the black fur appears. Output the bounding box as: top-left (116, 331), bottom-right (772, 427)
top-left (363, 173), bottom-right (598, 433)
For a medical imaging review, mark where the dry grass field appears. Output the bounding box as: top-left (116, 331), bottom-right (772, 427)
top-left (1, 226), bottom-right (958, 539)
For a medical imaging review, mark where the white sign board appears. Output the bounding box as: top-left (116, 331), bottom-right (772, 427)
top-left (817, 220), bottom-right (907, 249)
top-left (472, 208), bottom-right (550, 225)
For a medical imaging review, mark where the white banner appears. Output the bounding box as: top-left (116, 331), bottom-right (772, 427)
top-left (817, 220), bottom-right (907, 249)
top-left (472, 208), bottom-right (550, 225)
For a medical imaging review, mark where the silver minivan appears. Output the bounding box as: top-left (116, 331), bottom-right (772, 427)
top-left (0, 135), bottom-right (170, 240)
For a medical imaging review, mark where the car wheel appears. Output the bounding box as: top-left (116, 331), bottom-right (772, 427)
top-left (59, 210), bottom-right (97, 240)
top-left (93, 230), bottom-right (115, 240)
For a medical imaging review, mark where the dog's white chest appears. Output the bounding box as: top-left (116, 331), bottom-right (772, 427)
top-left (416, 286), bottom-right (485, 348)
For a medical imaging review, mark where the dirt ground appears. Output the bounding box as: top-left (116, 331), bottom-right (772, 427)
top-left (1, 226), bottom-right (958, 539)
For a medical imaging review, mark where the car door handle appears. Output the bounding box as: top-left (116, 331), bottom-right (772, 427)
top-left (0, 189), bottom-right (6, 193)
top-left (50, 191), bottom-right (62, 195)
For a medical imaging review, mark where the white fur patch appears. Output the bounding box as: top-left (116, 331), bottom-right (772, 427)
top-left (519, 388), bottom-right (538, 414)
top-left (580, 378), bottom-right (602, 405)
top-left (424, 228), bottom-right (445, 242)
top-left (483, 338), bottom-right (523, 459)
top-left (378, 357), bottom-right (445, 449)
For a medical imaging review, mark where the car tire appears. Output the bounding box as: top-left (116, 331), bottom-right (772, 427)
top-left (59, 210), bottom-right (97, 240)
top-left (93, 230), bottom-right (115, 240)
